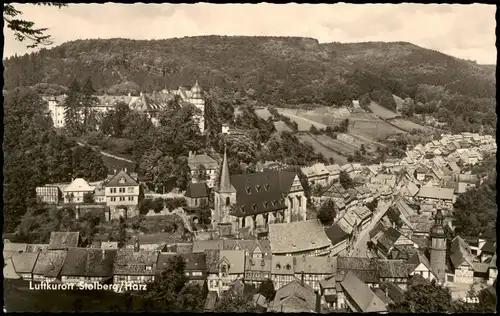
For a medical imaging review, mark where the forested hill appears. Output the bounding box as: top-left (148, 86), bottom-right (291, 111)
top-left (3, 36), bottom-right (495, 105)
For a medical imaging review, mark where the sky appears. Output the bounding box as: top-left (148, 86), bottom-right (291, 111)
top-left (3, 3), bottom-right (497, 64)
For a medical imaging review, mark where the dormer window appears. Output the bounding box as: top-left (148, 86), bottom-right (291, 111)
top-left (119, 177), bottom-right (126, 184)
top-left (246, 187), bottom-right (252, 195)
top-left (276, 264), bottom-right (281, 270)
top-left (261, 260), bottom-right (265, 267)
top-left (146, 265), bottom-right (152, 271)
top-left (272, 200), bottom-right (277, 207)
top-left (252, 204), bottom-right (257, 212)
top-left (264, 184), bottom-right (270, 191)
top-left (241, 206), bottom-right (245, 213)
top-left (256, 185), bottom-right (261, 192)
top-left (263, 202), bottom-right (268, 209)
top-left (286, 264), bottom-right (291, 270)
top-left (251, 260), bottom-right (255, 266)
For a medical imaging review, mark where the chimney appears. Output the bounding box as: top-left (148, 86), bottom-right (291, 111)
top-left (315, 290), bottom-right (321, 313)
top-left (134, 237), bottom-right (140, 252)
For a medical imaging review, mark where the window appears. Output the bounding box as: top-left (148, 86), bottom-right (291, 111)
top-left (110, 188), bottom-right (117, 194)
top-left (264, 184), bottom-right (270, 191)
top-left (272, 200), bottom-right (276, 206)
top-left (192, 271), bottom-right (203, 277)
top-left (252, 204), bottom-right (257, 211)
top-left (119, 188), bottom-right (126, 193)
top-left (127, 187), bottom-right (134, 193)
top-left (241, 206), bottom-right (245, 213)
top-left (263, 202), bottom-right (268, 209)
top-left (111, 197), bottom-right (116, 202)
top-left (276, 264), bottom-right (281, 270)
top-left (246, 187), bottom-right (251, 195)
top-left (120, 197), bottom-right (125, 201)
top-left (146, 266), bottom-right (152, 271)
top-left (225, 197), bottom-right (230, 206)
top-left (255, 185), bottom-right (261, 192)
top-left (128, 196), bottom-right (134, 201)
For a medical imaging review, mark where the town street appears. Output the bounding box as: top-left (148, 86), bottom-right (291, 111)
top-left (350, 200), bottom-right (392, 257)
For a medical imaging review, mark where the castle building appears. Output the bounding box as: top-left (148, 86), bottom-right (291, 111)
top-left (186, 80), bottom-right (205, 133)
top-left (212, 148), bottom-right (307, 236)
top-left (429, 209), bottom-right (447, 284)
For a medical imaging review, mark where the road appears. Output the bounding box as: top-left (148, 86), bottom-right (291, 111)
top-left (350, 200), bottom-right (393, 257)
top-left (173, 208), bottom-right (194, 233)
top-left (76, 141), bottom-right (134, 163)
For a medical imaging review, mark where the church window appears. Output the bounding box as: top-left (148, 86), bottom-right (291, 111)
top-left (241, 206), bottom-right (245, 213)
top-left (226, 197), bottom-right (230, 206)
top-left (263, 202), bottom-right (268, 209)
top-left (255, 185), bottom-right (261, 192)
top-left (246, 187), bottom-right (252, 195)
top-left (252, 204), bottom-right (257, 211)
top-left (264, 184), bottom-right (270, 191)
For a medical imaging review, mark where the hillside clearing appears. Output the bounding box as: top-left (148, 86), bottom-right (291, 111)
top-left (297, 133), bottom-right (349, 165)
top-left (369, 101), bottom-right (399, 119)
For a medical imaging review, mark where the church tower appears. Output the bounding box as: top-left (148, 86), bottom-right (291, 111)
top-left (430, 209), bottom-right (447, 284)
top-left (213, 147), bottom-right (236, 229)
top-left (189, 80), bottom-right (205, 133)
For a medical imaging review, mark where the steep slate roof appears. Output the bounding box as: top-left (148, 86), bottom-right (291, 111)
top-left (113, 249), bottom-right (159, 275)
top-left (229, 171), bottom-right (298, 217)
top-left (219, 250), bottom-right (245, 274)
top-left (293, 256), bottom-right (337, 275)
top-left (64, 178), bottom-right (94, 192)
top-left (85, 249), bottom-right (117, 277)
top-left (377, 228), bottom-right (402, 254)
top-left (188, 153), bottom-right (219, 170)
top-left (246, 257), bottom-right (271, 272)
top-left (268, 220), bottom-right (331, 254)
top-left (370, 222), bottom-right (386, 239)
top-left (26, 244), bottom-right (49, 252)
top-left (417, 187), bottom-right (454, 200)
top-left (101, 241), bottom-right (119, 249)
top-left (481, 240), bottom-right (496, 254)
top-left (204, 249), bottom-right (220, 274)
top-left (48, 232), bottom-right (80, 250)
top-left (33, 250), bottom-right (67, 277)
top-left (223, 239), bottom-right (271, 255)
top-left (340, 271), bottom-right (387, 312)
top-left (325, 224), bottom-right (349, 246)
top-left (61, 248), bottom-right (88, 276)
top-left (185, 182), bottom-right (209, 198)
top-left (338, 257), bottom-right (381, 283)
top-left (104, 170), bottom-right (139, 187)
top-left (11, 252), bottom-right (40, 274)
top-left (270, 280), bottom-right (316, 313)
top-left (352, 206), bottom-right (372, 221)
top-left (450, 236), bottom-right (475, 269)
top-left (377, 260), bottom-right (408, 278)
top-left (271, 256), bottom-right (295, 275)
top-left (192, 240), bottom-right (224, 254)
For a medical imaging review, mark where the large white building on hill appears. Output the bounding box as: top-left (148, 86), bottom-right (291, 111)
top-left (42, 80), bottom-right (206, 133)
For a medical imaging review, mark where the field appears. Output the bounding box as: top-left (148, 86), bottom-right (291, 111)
top-left (388, 118), bottom-right (432, 134)
top-left (255, 107), bottom-right (272, 120)
top-left (277, 107), bottom-right (404, 140)
top-left (368, 101), bottom-right (399, 119)
top-left (101, 155), bottom-right (136, 173)
top-left (313, 134), bottom-right (359, 156)
top-left (297, 133), bottom-right (349, 165)
top-left (273, 121), bottom-right (292, 133)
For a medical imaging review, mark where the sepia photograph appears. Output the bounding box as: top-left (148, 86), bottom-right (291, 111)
top-left (2, 3), bottom-right (497, 313)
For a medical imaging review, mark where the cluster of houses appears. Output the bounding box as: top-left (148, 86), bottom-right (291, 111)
top-left (43, 80), bottom-right (206, 133)
top-left (0, 219), bottom-right (464, 313)
top-left (35, 169), bottom-right (141, 221)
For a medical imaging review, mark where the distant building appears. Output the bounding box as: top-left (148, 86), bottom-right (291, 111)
top-left (36, 186), bottom-right (63, 204)
top-left (63, 178), bottom-right (95, 204)
top-left (429, 210), bottom-right (447, 284)
top-left (104, 169), bottom-right (141, 220)
top-left (185, 182), bottom-right (209, 209)
top-left (188, 152), bottom-right (219, 188)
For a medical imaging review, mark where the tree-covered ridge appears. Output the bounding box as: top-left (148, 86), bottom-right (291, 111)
top-left (4, 36), bottom-right (495, 106)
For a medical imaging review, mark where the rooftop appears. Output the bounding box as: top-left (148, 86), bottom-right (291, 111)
top-left (269, 220), bottom-right (331, 254)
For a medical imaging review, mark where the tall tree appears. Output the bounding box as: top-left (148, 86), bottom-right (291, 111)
top-left (318, 199), bottom-right (336, 226)
top-left (339, 170), bottom-right (353, 189)
top-left (258, 278), bottom-right (276, 301)
top-left (3, 3), bottom-right (67, 48)
top-left (64, 79), bottom-right (83, 136)
top-left (81, 78), bottom-right (99, 134)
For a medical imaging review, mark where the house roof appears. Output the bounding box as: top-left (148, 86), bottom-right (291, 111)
top-left (11, 252), bottom-right (40, 274)
top-left (219, 250), bottom-right (245, 274)
top-left (32, 250), bottom-right (67, 277)
top-left (188, 153), bottom-right (219, 170)
top-left (104, 170), bottom-right (139, 187)
top-left (270, 280), bottom-right (316, 313)
top-left (85, 248), bottom-right (117, 277)
top-left (48, 232), bottom-right (80, 250)
top-left (163, 242), bottom-right (193, 254)
top-left (192, 240), bottom-right (224, 254)
top-left (384, 282), bottom-right (405, 303)
top-left (268, 220), bottom-right (331, 254)
top-left (369, 222), bottom-right (386, 239)
top-left (325, 224), bottom-right (349, 246)
top-left (340, 271), bottom-right (387, 312)
top-left (246, 257), bottom-right (272, 273)
top-left (319, 274), bottom-right (337, 290)
top-left (406, 252), bottom-right (433, 274)
top-left (113, 249), bottom-right (159, 275)
top-left (204, 291), bottom-right (218, 311)
top-left (377, 260), bottom-right (408, 278)
top-left (229, 171), bottom-right (298, 217)
top-left (481, 240), bottom-right (496, 254)
top-left (3, 242), bottom-right (28, 253)
top-left (64, 178), bottom-right (94, 192)
top-left (450, 236), bottom-right (475, 269)
top-left (223, 239), bottom-right (271, 255)
top-left (156, 253), bottom-right (206, 274)
top-left (61, 248), bottom-right (88, 276)
top-left (293, 256), bottom-right (337, 275)
top-left (204, 249), bottom-right (220, 274)
top-left (377, 228), bottom-right (402, 254)
top-left (101, 241), bottom-right (119, 249)
top-left (352, 206), bottom-right (372, 221)
top-left (185, 182), bottom-right (209, 198)
top-left (26, 244), bottom-right (49, 252)
top-left (338, 257), bottom-right (378, 271)
top-left (271, 256), bottom-right (295, 275)
top-left (326, 164), bottom-right (341, 175)
top-left (373, 288), bottom-right (391, 305)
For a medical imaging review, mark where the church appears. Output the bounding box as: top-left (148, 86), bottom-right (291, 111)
top-left (212, 148), bottom-right (307, 236)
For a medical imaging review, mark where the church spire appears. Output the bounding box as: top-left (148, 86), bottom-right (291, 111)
top-left (219, 146), bottom-right (234, 193)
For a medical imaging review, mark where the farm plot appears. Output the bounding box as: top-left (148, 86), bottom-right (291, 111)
top-left (277, 109), bottom-right (327, 131)
top-left (255, 107), bottom-right (272, 120)
top-left (313, 134), bottom-right (359, 156)
top-left (388, 119), bottom-right (432, 134)
top-left (369, 101), bottom-right (399, 119)
top-left (349, 119), bottom-right (405, 140)
top-left (297, 133), bottom-right (349, 165)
